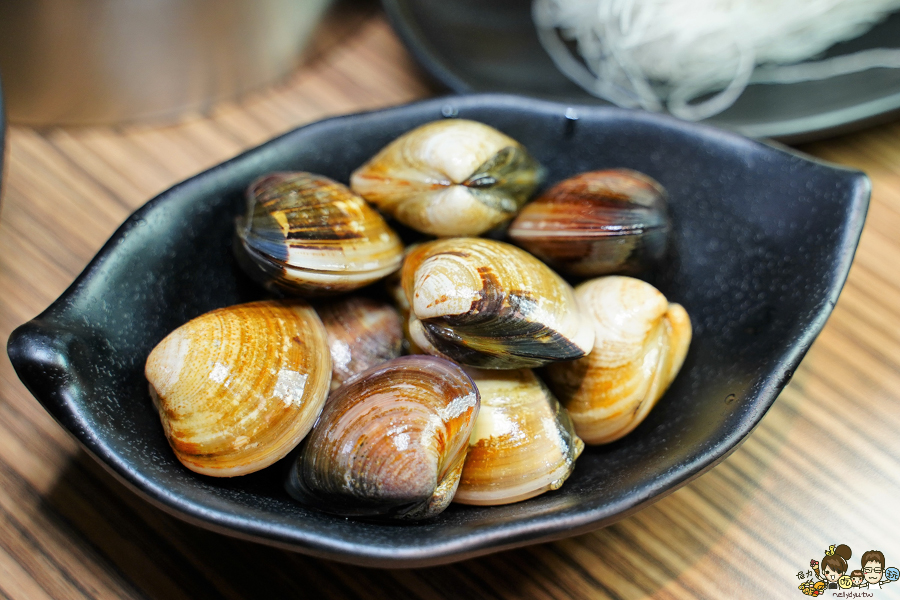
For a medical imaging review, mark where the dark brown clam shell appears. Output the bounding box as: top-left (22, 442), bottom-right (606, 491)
top-left (316, 296), bottom-right (404, 391)
top-left (508, 169), bottom-right (669, 277)
top-left (286, 355), bottom-right (479, 520)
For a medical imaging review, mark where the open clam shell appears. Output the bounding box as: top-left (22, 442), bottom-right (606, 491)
top-left (234, 172), bottom-right (405, 295)
top-left (316, 296), bottom-right (404, 391)
top-left (544, 276), bottom-right (691, 444)
top-left (350, 119), bottom-right (543, 237)
top-left (144, 300), bottom-right (332, 477)
top-left (508, 169), bottom-right (669, 277)
top-left (455, 368), bottom-right (583, 506)
top-left (286, 355), bottom-right (479, 520)
top-left (401, 238), bottom-right (594, 369)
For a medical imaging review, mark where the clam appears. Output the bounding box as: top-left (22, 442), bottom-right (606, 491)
top-left (145, 300), bottom-right (332, 476)
top-left (316, 296), bottom-right (404, 391)
top-left (454, 368), bottom-right (583, 506)
top-left (508, 169), bottom-right (669, 277)
top-left (544, 276), bottom-right (691, 444)
top-left (350, 119), bottom-right (543, 237)
top-left (384, 269), bottom-right (426, 355)
top-left (401, 238), bottom-right (594, 369)
top-left (234, 172), bottom-right (405, 295)
top-left (286, 355), bottom-right (479, 520)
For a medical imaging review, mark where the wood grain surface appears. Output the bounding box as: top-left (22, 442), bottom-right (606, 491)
top-left (2, 2), bottom-right (900, 598)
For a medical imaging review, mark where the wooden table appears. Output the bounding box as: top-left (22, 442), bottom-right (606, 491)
top-left (2, 3), bottom-right (899, 598)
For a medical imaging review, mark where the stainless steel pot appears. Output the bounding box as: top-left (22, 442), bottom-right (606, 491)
top-left (0, 0), bottom-right (332, 125)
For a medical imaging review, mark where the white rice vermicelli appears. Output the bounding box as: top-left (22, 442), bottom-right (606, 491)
top-left (534, 0), bottom-right (900, 120)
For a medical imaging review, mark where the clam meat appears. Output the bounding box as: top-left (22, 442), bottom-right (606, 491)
top-left (544, 276), bottom-right (691, 444)
top-left (234, 172), bottom-right (405, 295)
top-left (454, 368), bottom-right (583, 506)
top-left (286, 355), bottom-right (479, 520)
top-left (316, 296), bottom-right (404, 391)
top-left (350, 119), bottom-right (543, 237)
top-left (145, 300), bottom-right (332, 476)
top-left (401, 238), bottom-right (594, 369)
top-left (508, 169), bottom-right (669, 277)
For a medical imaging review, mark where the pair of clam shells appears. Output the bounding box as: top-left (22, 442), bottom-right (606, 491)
top-left (233, 120), bottom-right (544, 298)
top-left (144, 297), bottom-right (405, 478)
top-left (394, 236), bottom-right (690, 447)
top-left (285, 360), bottom-right (585, 513)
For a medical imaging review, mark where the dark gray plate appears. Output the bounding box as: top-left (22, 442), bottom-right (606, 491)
top-left (7, 95), bottom-right (868, 567)
top-left (382, 0), bottom-right (900, 143)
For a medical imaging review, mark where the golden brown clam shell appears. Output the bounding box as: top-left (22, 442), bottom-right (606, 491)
top-left (508, 169), bottom-right (669, 277)
top-left (544, 276), bottom-right (691, 444)
top-left (316, 296), bottom-right (404, 391)
top-left (286, 355), bottom-right (479, 520)
top-left (401, 238), bottom-right (594, 369)
top-left (145, 300), bottom-right (332, 477)
top-left (234, 172), bottom-right (405, 295)
top-left (455, 368), bottom-right (583, 506)
top-left (350, 120), bottom-right (543, 237)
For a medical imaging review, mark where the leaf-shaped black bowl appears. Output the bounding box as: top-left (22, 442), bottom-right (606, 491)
top-left (7, 94), bottom-right (869, 567)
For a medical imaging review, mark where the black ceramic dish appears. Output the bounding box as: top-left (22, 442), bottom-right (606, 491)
top-left (382, 0), bottom-right (900, 143)
top-left (8, 95), bottom-right (868, 567)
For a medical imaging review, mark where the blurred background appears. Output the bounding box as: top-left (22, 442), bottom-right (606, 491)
top-left (0, 0), bottom-right (333, 125)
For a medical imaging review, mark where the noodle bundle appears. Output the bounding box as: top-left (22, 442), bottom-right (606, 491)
top-left (534, 0), bottom-right (900, 120)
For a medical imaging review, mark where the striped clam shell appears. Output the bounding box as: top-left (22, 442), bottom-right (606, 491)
top-left (316, 296), bottom-right (404, 391)
top-left (508, 169), bottom-right (669, 277)
top-left (384, 268), bottom-right (427, 355)
top-left (235, 172), bottom-right (405, 295)
top-left (454, 368), bottom-right (583, 506)
top-left (544, 276), bottom-right (691, 444)
top-left (145, 300), bottom-right (332, 477)
top-left (286, 355), bottom-right (479, 520)
top-left (401, 238), bottom-right (594, 369)
top-left (350, 119), bottom-right (543, 237)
